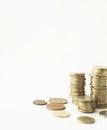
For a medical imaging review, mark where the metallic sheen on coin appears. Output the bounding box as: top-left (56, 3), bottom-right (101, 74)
top-left (99, 110), bottom-right (107, 117)
top-left (33, 100), bottom-right (47, 105)
top-left (77, 116), bottom-right (95, 124)
top-left (46, 103), bottom-right (65, 110)
top-left (49, 98), bottom-right (68, 104)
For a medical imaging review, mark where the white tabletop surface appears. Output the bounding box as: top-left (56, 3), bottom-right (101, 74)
top-left (0, 0), bottom-right (107, 129)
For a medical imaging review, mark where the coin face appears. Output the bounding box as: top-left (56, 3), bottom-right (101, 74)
top-left (77, 116), bottom-right (95, 124)
top-left (99, 111), bottom-right (107, 117)
top-left (46, 103), bottom-right (65, 110)
top-left (52, 110), bottom-right (70, 118)
top-left (33, 100), bottom-right (47, 105)
top-left (70, 72), bottom-right (85, 78)
top-left (49, 98), bottom-right (68, 104)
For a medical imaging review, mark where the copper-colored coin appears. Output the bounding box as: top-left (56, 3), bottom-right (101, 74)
top-left (77, 116), bottom-right (95, 124)
top-left (46, 103), bottom-right (65, 110)
top-left (99, 110), bottom-right (107, 117)
top-left (33, 100), bottom-right (47, 105)
top-left (49, 98), bottom-right (68, 104)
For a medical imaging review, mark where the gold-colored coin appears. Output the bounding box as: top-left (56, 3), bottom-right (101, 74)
top-left (49, 98), bottom-right (68, 104)
top-left (52, 110), bottom-right (70, 118)
top-left (97, 104), bottom-right (107, 109)
top-left (77, 95), bottom-right (94, 102)
top-left (77, 116), bottom-right (95, 124)
top-left (92, 66), bottom-right (107, 76)
top-left (99, 110), bottom-right (107, 117)
top-left (70, 73), bottom-right (86, 81)
top-left (78, 107), bottom-right (95, 113)
top-left (71, 92), bottom-right (85, 97)
top-left (90, 74), bottom-right (107, 79)
top-left (33, 100), bottom-right (47, 105)
top-left (70, 72), bottom-right (85, 77)
top-left (70, 86), bottom-right (85, 93)
top-left (70, 81), bottom-right (85, 86)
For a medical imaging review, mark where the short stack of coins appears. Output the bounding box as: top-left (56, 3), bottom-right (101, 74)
top-left (90, 66), bottom-right (107, 108)
top-left (77, 95), bottom-right (96, 113)
top-left (69, 73), bottom-right (86, 105)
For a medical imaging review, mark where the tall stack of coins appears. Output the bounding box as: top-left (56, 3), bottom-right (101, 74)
top-left (90, 66), bottom-right (107, 108)
top-left (69, 73), bottom-right (86, 105)
top-left (77, 95), bottom-right (96, 113)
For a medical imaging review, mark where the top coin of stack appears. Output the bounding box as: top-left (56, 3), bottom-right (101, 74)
top-left (69, 72), bottom-right (86, 105)
top-left (90, 66), bottom-right (107, 109)
top-left (46, 98), bottom-right (68, 111)
top-left (92, 66), bottom-right (107, 76)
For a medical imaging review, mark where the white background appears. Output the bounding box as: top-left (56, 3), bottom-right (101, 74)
top-left (0, 0), bottom-right (107, 129)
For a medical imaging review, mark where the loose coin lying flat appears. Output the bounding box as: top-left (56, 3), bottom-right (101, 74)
top-left (46, 103), bottom-right (65, 110)
top-left (77, 116), bottom-right (95, 124)
top-left (49, 98), bottom-right (68, 104)
top-left (99, 110), bottom-right (107, 117)
top-left (52, 110), bottom-right (70, 118)
top-left (33, 100), bottom-right (47, 105)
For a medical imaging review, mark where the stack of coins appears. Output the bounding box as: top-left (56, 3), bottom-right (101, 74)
top-left (77, 95), bottom-right (96, 113)
top-left (90, 66), bottom-right (107, 108)
top-left (69, 73), bottom-right (86, 105)
top-left (46, 98), bottom-right (68, 111)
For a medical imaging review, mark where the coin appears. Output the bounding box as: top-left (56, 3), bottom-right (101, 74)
top-left (96, 104), bottom-right (107, 109)
top-left (77, 116), bottom-right (95, 124)
top-left (77, 95), bottom-right (94, 102)
top-left (71, 92), bottom-right (85, 97)
top-left (99, 110), bottom-right (107, 117)
top-left (70, 81), bottom-right (85, 86)
top-left (70, 86), bottom-right (85, 93)
top-left (49, 98), bottom-right (68, 104)
top-left (70, 72), bottom-right (85, 77)
top-left (78, 107), bottom-right (95, 113)
top-left (33, 100), bottom-right (47, 105)
top-left (46, 103), bottom-right (65, 110)
top-left (92, 66), bottom-right (107, 76)
top-left (90, 74), bottom-right (107, 79)
top-left (52, 110), bottom-right (70, 118)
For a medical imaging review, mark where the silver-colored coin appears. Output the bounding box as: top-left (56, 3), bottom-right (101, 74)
top-left (52, 110), bottom-right (70, 118)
